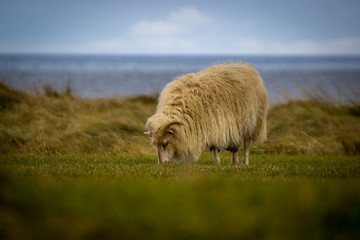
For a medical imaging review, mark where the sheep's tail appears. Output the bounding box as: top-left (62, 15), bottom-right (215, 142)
top-left (252, 116), bottom-right (267, 144)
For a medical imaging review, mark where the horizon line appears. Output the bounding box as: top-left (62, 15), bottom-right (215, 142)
top-left (1, 52), bottom-right (360, 57)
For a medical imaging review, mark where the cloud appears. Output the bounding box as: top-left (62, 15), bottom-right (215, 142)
top-left (235, 37), bottom-right (360, 55)
top-left (31, 6), bottom-right (360, 55)
top-left (271, 38), bottom-right (360, 54)
top-left (125, 6), bottom-right (214, 52)
top-left (82, 6), bottom-right (215, 54)
top-left (168, 6), bottom-right (212, 26)
top-left (21, 6), bottom-right (215, 54)
top-left (130, 20), bottom-right (182, 38)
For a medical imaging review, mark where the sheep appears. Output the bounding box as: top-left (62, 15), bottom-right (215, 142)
top-left (145, 62), bottom-right (268, 164)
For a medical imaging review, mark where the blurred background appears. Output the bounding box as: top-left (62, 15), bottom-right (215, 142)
top-left (1, 3), bottom-right (359, 238)
top-left (0, 0), bottom-right (359, 102)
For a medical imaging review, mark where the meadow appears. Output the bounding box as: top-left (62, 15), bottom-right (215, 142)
top-left (0, 81), bottom-right (359, 239)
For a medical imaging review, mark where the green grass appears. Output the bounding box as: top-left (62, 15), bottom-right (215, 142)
top-left (1, 155), bottom-right (360, 239)
top-left (0, 81), bottom-right (360, 239)
top-left (1, 154), bottom-right (359, 179)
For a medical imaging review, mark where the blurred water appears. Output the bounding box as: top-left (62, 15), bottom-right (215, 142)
top-left (0, 54), bottom-right (359, 102)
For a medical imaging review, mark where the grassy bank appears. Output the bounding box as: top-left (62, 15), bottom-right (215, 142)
top-left (0, 82), bottom-right (156, 156)
top-left (1, 82), bottom-right (359, 156)
top-left (0, 82), bottom-right (359, 239)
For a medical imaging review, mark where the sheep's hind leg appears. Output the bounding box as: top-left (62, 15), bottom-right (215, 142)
top-left (213, 148), bottom-right (221, 165)
top-left (243, 137), bottom-right (250, 165)
top-left (231, 147), bottom-right (239, 165)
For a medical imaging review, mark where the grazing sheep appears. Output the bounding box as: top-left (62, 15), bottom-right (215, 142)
top-left (145, 62), bottom-right (268, 164)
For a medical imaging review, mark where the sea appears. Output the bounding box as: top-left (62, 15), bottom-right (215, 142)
top-left (0, 54), bottom-right (359, 103)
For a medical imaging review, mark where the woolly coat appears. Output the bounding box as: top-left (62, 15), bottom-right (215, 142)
top-left (147, 63), bottom-right (268, 162)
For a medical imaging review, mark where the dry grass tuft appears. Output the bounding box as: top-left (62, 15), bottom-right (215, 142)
top-left (0, 81), bottom-right (359, 156)
top-left (0, 82), bottom-right (156, 156)
top-left (264, 86), bottom-right (360, 155)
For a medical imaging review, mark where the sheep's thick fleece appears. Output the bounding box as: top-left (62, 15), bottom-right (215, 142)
top-left (146, 62), bottom-right (268, 163)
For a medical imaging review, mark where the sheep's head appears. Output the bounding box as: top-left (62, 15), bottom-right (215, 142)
top-left (145, 113), bottom-right (182, 163)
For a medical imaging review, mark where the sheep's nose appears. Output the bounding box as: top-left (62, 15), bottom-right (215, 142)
top-left (159, 160), bottom-right (170, 164)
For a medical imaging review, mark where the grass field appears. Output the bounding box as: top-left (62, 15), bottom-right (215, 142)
top-left (0, 82), bottom-right (360, 239)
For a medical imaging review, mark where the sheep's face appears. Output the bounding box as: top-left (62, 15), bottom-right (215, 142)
top-left (146, 113), bottom-right (181, 164)
top-left (154, 129), bottom-right (176, 163)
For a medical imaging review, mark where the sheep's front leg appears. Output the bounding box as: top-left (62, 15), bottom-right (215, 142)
top-left (231, 148), bottom-right (239, 165)
top-left (213, 148), bottom-right (221, 165)
top-left (243, 137), bottom-right (250, 165)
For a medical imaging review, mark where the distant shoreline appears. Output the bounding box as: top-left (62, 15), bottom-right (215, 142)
top-left (1, 54), bottom-right (359, 102)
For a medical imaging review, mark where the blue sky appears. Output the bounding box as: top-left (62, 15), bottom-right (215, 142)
top-left (1, 0), bottom-right (360, 54)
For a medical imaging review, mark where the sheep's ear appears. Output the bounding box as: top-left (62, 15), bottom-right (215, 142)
top-left (163, 121), bottom-right (181, 134)
top-left (144, 131), bottom-right (152, 137)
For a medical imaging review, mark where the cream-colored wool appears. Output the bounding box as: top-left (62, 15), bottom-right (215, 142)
top-left (146, 62), bottom-right (268, 163)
